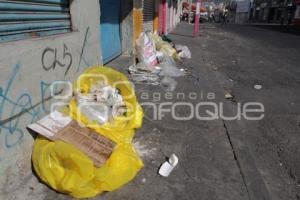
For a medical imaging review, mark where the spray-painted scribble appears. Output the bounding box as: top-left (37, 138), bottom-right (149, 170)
top-left (77, 27), bottom-right (91, 72)
top-left (42, 43), bottom-right (73, 76)
top-left (0, 64), bottom-right (51, 149)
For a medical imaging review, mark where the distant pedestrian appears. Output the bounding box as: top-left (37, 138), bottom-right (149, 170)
top-left (221, 9), bottom-right (229, 25)
top-left (209, 13), bottom-right (215, 23)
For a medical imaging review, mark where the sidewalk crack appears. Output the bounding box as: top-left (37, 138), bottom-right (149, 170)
top-left (222, 119), bottom-right (252, 200)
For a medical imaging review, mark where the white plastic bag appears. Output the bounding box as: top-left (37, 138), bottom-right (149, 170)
top-left (75, 82), bottom-right (126, 125)
top-left (176, 45), bottom-right (191, 59)
top-left (159, 56), bottom-right (185, 77)
top-left (161, 77), bottom-right (178, 92)
top-left (136, 32), bottom-right (158, 69)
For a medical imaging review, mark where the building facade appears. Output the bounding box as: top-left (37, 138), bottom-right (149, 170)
top-left (133, 0), bottom-right (183, 37)
top-left (293, 0), bottom-right (300, 26)
top-left (0, 0), bottom-right (133, 197)
top-left (251, 0), bottom-right (296, 24)
top-left (0, 0), bottom-right (185, 195)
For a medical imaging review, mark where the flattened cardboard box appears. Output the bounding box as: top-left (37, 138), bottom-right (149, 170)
top-left (28, 111), bottom-right (116, 167)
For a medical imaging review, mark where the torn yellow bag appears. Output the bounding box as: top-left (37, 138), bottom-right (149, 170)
top-left (68, 66), bottom-right (144, 144)
top-left (148, 32), bottom-right (178, 59)
top-left (32, 66), bottom-right (144, 198)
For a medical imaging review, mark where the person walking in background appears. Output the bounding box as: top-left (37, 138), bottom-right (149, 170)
top-left (221, 9), bottom-right (229, 25)
top-left (209, 13), bottom-right (215, 23)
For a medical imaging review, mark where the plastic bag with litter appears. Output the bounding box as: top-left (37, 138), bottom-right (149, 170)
top-left (161, 76), bottom-right (178, 91)
top-left (32, 66), bottom-right (144, 199)
top-left (128, 63), bottom-right (161, 85)
top-left (148, 33), bottom-right (177, 59)
top-left (159, 56), bottom-right (185, 77)
top-left (176, 45), bottom-right (191, 59)
top-left (136, 32), bottom-right (158, 69)
top-left (75, 81), bottom-right (126, 125)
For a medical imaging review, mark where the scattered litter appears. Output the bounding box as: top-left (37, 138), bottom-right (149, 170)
top-left (175, 45), bottom-right (191, 59)
top-left (161, 35), bottom-right (174, 46)
top-left (28, 111), bottom-right (116, 167)
top-left (142, 178), bottom-right (147, 183)
top-left (129, 65), bottom-right (160, 85)
top-left (29, 67), bottom-right (144, 198)
top-left (155, 51), bottom-right (165, 61)
top-left (130, 31), bottom-right (189, 91)
top-left (136, 32), bottom-right (158, 68)
top-left (179, 68), bottom-right (190, 75)
top-left (212, 66), bottom-right (218, 71)
top-left (75, 81), bottom-right (126, 125)
top-left (161, 76), bottom-right (178, 92)
top-left (149, 32), bottom-right (177, 58)
top-left (159, 56), bottom-right (185, 77)
top-left (225, 92), bottom-right (233, 99)
top-left (133, 140), bottom-right (158, 160)
top-left (254, 84), bottom-right (262, 90)
top-left (159, 154), bottom-right (179, 177)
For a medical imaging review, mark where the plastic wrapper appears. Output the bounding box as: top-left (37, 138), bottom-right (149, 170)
top-left (160, 43), bottom-right (178, 58)
top-left (69, 67), bottom-right (144, 144)
top-left (136, 32), bottom-right (158, 68)
top-left (176, 45), bottom-right (192, 59)
top-left (75, 82), bottom-right (125, 125)
top-left (32, 66), bottom-right (144, 198)
top-left (128, 64), bottom-right (161, 85)
top-left (148, 33), bottom-right (177, 58)
top-left (161, 76), bottom-right (178, 91)
top-left (159, 56), bottom-right (185, 77)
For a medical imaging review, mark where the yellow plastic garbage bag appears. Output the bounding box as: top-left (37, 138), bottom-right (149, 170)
top-left (69, 66), bottom-right (144, 144)
top-left (33, 137), bottom-right (143, 198)
top-left (148, 33), bottom-right (177, 59)
top-left (160, 43), bottom-right (177, 58)
top-left (32, 66), bottom-right (144, 198)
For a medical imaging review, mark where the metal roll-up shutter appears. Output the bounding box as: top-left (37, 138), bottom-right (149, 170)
top-left (0, 0), bottom-right (71, 43)
top-left (143, 0), bottom-right (154, 32)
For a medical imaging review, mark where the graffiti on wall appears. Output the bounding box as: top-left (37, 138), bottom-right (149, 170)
top-left (42, 43), bottom-right (73, 76)
top-left (77, 26), bottom-right (91, 72)
top-left (0, 64), bottom-right (51, 149)
top-left (0, 26), bottom-right (92, 151)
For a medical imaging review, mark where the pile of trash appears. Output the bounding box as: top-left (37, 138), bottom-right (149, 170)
top-left (28, 67), bottom-right (144, 198)
top-left (26, 33), bottom-right (191, 199)
top-left (75, 80), bottom-right (126, 125)
top-left (129, 32), bottom-right (191, 91)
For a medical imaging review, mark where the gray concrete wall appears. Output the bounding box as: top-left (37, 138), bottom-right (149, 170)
top-left (0, 0), bottom-right (102, 198)
top-left (121, 0), bottom-right (134, 55)
top-left (235, 12), bottom-right (249, 23)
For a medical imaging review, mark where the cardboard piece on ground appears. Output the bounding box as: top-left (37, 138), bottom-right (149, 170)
top-left (28, 111), bottom-right (116, 167)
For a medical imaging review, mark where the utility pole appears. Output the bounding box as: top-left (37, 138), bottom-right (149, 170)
top-left (193, 0), bottom-right (201, 37)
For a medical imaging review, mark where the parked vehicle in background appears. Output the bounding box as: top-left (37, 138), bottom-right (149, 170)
top-left (194, 5), bottom-right (208, 23)
top-left (182, 2), bottom-right (209, 23)
top-left (200, 11), bottom-right (209, 22)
